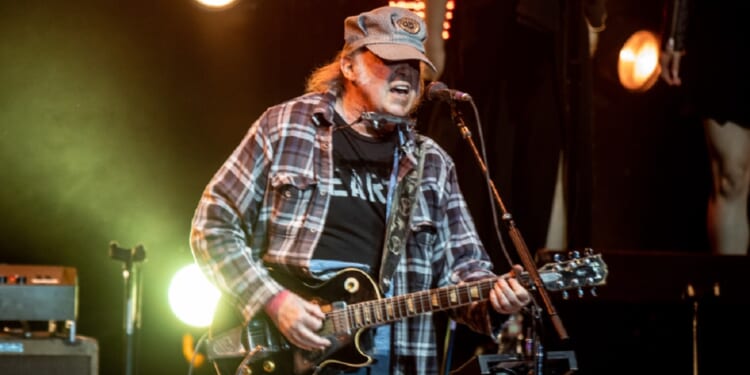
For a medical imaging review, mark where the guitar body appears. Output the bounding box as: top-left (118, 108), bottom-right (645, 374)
top-left (209, 268), bottom-right (383, 375)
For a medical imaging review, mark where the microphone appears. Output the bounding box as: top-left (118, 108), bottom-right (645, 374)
top-left (425, 81), bottom-right (472, 102)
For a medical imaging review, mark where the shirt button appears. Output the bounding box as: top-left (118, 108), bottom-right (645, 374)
top-left (320, 142), bottom-right (330, 151)
top-left (283, 190), bottom-right (292, 198)
top-left (320, 189), bottom-right (327, 196)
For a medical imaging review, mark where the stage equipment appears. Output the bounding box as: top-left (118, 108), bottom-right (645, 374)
top-left (0, 264), bottom-right (78, 342)
top-left (0, 334), bottom-right (98, 375)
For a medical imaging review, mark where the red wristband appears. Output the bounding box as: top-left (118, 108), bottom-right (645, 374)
top-left (264, 289), bottom-right (290, 317)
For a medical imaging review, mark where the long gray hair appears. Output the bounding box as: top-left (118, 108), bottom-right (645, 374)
top-left (305, 50), bottom-right (347, 95)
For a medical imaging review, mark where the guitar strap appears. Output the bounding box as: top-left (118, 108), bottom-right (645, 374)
top-left (378, 135), bottom-right (426, 294)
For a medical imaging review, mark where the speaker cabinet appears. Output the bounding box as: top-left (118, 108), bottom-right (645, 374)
top-left (0, 334), bottom-right (98, 375)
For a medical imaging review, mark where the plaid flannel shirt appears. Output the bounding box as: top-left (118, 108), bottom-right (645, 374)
top-left (190, 91), bottom-right (502, 374)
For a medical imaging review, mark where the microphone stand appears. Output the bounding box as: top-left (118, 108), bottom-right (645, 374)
top-left (110, 242), bottom-right (147, 375)
top-left (448, 101), bottom-right (569, 343)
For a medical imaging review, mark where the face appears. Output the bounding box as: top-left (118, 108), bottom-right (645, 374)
top-left (341, 50), bottom-right (422, 117)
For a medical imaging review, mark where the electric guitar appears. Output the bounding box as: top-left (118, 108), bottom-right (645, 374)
top-left (206, 252), bottom-right (608, 375)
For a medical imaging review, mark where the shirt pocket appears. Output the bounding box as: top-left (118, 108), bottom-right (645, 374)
top-left (404, 221), bottom-right (438, 291)
top-left (268, 172), bottom-right (317, 239)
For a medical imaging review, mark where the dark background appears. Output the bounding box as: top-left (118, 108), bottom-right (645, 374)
top-left (1, 0), bottom-right (746, 374)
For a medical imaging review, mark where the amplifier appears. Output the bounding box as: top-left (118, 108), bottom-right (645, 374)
top-left (0, 264), bottom-right (78, 321)
top-left (0, 334), bottom-right (98, 375)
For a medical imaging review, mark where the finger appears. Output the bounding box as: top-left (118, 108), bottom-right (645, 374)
top-left (495, 278), bottom-right (523, 310)
top-left (510, 264), bottom-right (524, 277)
top-left (489, 288), bottom-right (501, 311)
top-left (507, 278), bottom-right (531, 305)
top-left (305, 302), bottom-right (326, 320)
top-left (297, 324), bottom-right (331, 350)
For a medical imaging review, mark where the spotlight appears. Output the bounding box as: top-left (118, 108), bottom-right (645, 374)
top-left (617, 30), bottom-right (661, 92)
top-left (168, 264), bottom-right (220, 327)
top-left (193, 0), bottom-right (239, 11)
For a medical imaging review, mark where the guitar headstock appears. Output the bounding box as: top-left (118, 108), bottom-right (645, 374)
top-left (536, 248), bottom-right (609, 299)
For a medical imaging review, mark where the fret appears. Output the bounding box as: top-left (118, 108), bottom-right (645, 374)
top-left (470, 285), bottom-right (479, 300)
top-left (449, 288), bottom-right (458, 305)
top-left (348, 308), bottom-right (355, 330)
top-left (422, 291), bottom-right (431, 312)
top-left (414, 292), bottom-right (424, 316)
top-left (354, 305), bottom-right (363, 327)
top-left (363, 302), bottom-right (371, 324)
top-left (374, 301), bottom-right (383, 322)
top-left (406, 297), bottom-right (415, 315)
top-left (397, 296), bottom-right (406, 318)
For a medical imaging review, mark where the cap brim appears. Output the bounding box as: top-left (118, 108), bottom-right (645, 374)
top-left (366, 44), bottom-right (437, 73)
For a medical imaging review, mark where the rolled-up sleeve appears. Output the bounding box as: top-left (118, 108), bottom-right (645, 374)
top-left (190, 115), bottom-right (284, 324)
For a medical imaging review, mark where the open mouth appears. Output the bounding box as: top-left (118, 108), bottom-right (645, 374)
top-left (390, 84), bottom-right (411, 95)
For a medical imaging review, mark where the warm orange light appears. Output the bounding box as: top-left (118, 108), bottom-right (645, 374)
top-left (193, 0), bottom-right (238, 10)
top-left (389, 1), bottom-right (424, 11)
top-left (617, 30), bottom-right (661, 92)
top-left (390, 0), bottom-right (455, 40)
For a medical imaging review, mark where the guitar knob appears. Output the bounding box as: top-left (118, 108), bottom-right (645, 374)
top-left (263, 360), bottom-right (276, 373)
top-left (570, 250), bottom-right (581, 259)
top-left (240, 365), bottom-right (253, 375)
top-left (553, 253), bottom-right (563, 262)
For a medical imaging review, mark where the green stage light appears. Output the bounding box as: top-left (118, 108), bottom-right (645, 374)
top-left (168, 264), bottom-right (220, 327)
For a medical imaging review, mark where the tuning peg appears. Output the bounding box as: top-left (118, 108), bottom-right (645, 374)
top-left (590, 287), bottom-right (598, 297)
top-left (577, 288), bottom-right (585, 298)
top-left (561, 290), bottom-right (570, 300)
top-left (553, 253), bottom-right (564, 262)
top-left (569, 250), bottom-right (581, 259)
top-left (584, 247), bottom-right (594, 256)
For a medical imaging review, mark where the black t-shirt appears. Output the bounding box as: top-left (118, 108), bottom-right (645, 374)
top-left (312, 114), bottom-right (398, 275)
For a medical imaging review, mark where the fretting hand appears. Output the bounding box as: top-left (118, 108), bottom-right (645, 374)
top-left (489, 265), bottom-right (532, 314)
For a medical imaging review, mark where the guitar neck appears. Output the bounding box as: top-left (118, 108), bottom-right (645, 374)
top-left (327, 253), bottom-right (607, 333)
top-left (338, 276), bottom-right (507, 331)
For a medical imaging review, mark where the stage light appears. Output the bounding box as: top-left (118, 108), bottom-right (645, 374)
top-left (616, 30), bottom-right (661, 92)
top-left (193, 0), bottom-right (239, 11)
top-left (168, 264), bottom-right (220, 327)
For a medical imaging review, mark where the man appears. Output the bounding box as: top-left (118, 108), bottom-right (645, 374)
top-left (190, 6), bottom-right (531, 375)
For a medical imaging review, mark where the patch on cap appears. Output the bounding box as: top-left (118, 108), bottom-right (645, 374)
top-left (396, 17), bottom-right (421, 34)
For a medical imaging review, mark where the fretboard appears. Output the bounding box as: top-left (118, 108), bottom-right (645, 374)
top-left (337, 275), bottom-right (522, 330)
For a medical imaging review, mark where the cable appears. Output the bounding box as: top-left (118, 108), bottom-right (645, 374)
top-left (187, 331), bottom-right (209, 375)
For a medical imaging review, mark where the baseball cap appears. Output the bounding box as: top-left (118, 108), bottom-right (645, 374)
top-left (343, 6), bottom-right (437, 72)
